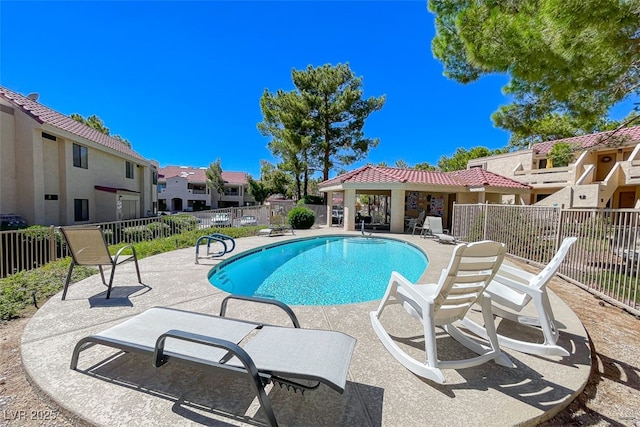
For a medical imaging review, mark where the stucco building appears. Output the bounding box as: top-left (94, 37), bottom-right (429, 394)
top-left (157, 166), bottom-right (254, 211)
top-left (0, 86), bottom-right (158, 226)
top-left (467, 126), bottom-right (640, 208)
top-left (319, 165), bottom-right (531, 233)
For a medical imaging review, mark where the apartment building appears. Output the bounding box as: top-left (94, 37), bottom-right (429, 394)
top-left (157, 166), bottom-right (255, 211)
top-left (0, 86), bottom-right (158, 226)
top-left (467, 126), bottom-right (640, 208)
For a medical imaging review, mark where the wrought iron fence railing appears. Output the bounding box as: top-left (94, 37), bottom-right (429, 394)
top-left (0, 204), bottom-right (330, 279)
top-left (452, 203), bottom-right (640, 316)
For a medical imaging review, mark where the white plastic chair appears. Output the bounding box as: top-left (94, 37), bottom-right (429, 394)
top-left (421, 216), bottom-right (449, 238)
top-left (407, 211), bottom-right (426, 234)
top-left (370, 240), bottom-right (514, 384)
top-left (462, 237), bottom-right (578, 357)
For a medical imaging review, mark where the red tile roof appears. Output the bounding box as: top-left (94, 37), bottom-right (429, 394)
top-left (158, 166), bottom-right (248, 185)
top-left (532, 125), bottom-right (640, 155)
top-left (449, 167), bottom-right (530, 189)
top-left (0, 86), bottom-right (148, 161)
top-left (319, 165), bottom-right (530, 190)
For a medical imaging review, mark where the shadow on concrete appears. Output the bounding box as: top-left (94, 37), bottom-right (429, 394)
top-left (88, 284), bottom-right (152, 308)
top-left (74, 350), bottom-right (383, 426)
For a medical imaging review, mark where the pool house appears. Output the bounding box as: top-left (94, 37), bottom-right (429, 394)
top-left (319, 165), bottom-right (532, 233)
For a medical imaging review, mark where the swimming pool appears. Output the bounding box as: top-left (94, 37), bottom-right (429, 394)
top-left (208, 236), bottom-right (428, 305)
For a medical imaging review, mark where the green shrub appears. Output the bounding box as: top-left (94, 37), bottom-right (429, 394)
top-left (0, 259), bottom-right (95, 320)
top-left (287, 207), bottom-right (315, 229)
top-left (122, 225), bottom-right (153, 242)
top-left (146, 222), bottom-right (171, 238)
top-left (298, 195), bottom-right (324, 205)
top-left (548, 142), bottom-right (575, 167)
top-left (162, 214), bottom-right (198, 234)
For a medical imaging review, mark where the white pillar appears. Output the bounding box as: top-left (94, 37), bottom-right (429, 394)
top-left (343, 188), bottom-right (356, 231)
top-left (326, 191), bottom-right (334, 227)
top-left (477, 189), bottom-right (486, 204)
top-left (390, 189), bottom-right (405, 233)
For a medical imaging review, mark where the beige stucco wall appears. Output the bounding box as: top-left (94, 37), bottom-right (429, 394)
top-left (42, 132), bottom-right (61, 225)
top-left (0, 101), bottom-right (17, 216)
top-left (1, 102), bottom-right (154, 226)
top-left (13, 107), bottom-right (39, 224)
top-left (456, 192), bottom-right (480, 204)
top-left (468, 150), bottom-right (534, 178)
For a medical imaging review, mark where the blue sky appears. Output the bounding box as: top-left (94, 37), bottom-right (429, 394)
top-left (1, 1), bottom-right (636, 179)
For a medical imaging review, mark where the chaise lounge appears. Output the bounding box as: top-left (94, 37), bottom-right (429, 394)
top-left (71, 295), bottom-right (356, 427)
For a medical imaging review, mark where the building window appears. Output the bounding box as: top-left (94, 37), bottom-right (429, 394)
top-left (73, 144), bottom-right (88, 169)
top-left (42, 132), bottom-right (57, 141)
top-left (224, 187), bottom-right (239, 196)
top-left (74, 199), bottom-right (89, 221)
top-left (152, 170), bottom-right (158, 185)
top-left (44, 194), bottom-right (59, 200)
top-left (126, 161), bottom-right (134, 179)
top-left (538, 159), bottom-right (548, 169)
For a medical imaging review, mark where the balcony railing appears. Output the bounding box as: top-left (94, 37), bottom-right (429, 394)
top-left (514, 166), bottom-right (572, 185)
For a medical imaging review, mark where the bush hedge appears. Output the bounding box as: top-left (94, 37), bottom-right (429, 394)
top-left (287, 207), bottom-right (315, 229)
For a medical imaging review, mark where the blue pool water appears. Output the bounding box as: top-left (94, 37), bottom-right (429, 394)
top-left (208, 236), bottom-right (428, 305)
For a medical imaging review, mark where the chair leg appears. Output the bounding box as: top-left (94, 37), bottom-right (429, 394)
top-left (62, 262), bottom-right (75, 300)
top-left (461, 301), bottom-right (570, 357)
top-left (106, 266), bottom-right (117, 299)
top-left (98, 265), bottom-right (107, 285)
top-left (535, 292), bottom-right (560, 346)
top-left (479, 295), bottom-right (514, 368)
top-left (133, 257), bottom-right (142, 284)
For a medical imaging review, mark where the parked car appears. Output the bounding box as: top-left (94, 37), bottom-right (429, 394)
top-left (332, 208), bottom-right (344, 225)
top-left (212, 212), bottom-right (232, 226)
top-left (0, 214), bottom-right (27, 231)
top-left (240, 215), bottom-right (258, 226)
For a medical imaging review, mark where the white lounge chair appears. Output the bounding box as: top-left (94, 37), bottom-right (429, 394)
top-left (370, 240), bottom-right (514, 384)
top-left (462, 236), bottom-right (578, 357)
top-left (71, 295), bottom-right (356, 427)
top-left (421, 216), bottom-right (449, 238)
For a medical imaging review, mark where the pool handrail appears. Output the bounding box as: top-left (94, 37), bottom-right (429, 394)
top-left (195, 233), bottom-right (235, 264)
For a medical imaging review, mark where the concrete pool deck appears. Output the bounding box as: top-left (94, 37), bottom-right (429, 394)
top-left (21, 227), bottom-right (591, 426)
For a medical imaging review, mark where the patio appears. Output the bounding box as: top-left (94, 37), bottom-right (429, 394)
top-left (21, 228), bottom-right (591, 426)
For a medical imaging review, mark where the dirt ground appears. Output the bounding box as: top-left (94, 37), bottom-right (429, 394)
top-left (1, 271), bottom-right (639, 427)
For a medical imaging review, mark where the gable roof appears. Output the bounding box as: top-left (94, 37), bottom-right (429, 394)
top-left (158, 166), bottom-right (248, 185)
top-left (448, 167), bottom-right (531, 189)
top-left (319, 165), bottom-right (530, 190)
top-left (0, 85), bottom-right (147, 161)
top-left (531, 125), bottom-right (640, 155)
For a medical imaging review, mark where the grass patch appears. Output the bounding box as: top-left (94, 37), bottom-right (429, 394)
top-left (0, 226), bottom-right (262, 321)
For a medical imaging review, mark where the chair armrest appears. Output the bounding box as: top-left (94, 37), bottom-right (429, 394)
top-left (113, 244), bottom-right (138, 263)
top-left (390, 271), bottom-right (436, 307)
top-left (491, 274), bottom-right (542, 296)
top-left (499, 264), bottom-right (536, 282)
top-left (154, 329), bottom-right (255, 369)
top-left (220, 294), bottom-right (300, 328)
